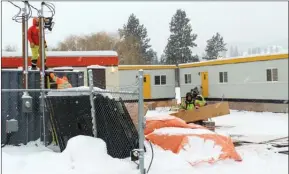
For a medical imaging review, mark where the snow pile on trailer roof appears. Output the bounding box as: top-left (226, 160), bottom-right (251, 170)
top-left (221, 51), bottom-right (288, 60)
top-left (87, 65), bottom-right (106, 69)
top-left (180, 52), bottom-right (289, 66)
top-left (1, 68), bottom-right (22, 71)
top-left (1, 51), bottom-right (118, 57)
top-left (119, 64), bottom-right (177, 67)
top-left (47, 86), bottom-right (113, 98)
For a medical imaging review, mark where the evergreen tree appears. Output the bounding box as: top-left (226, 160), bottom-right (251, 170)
top-left (192, 54), bottom-right (200, 62)
top-left (164, 9), bottom-right (198, 65)
top-left (248, 48), bottom-right (252, 55)
top-left (203, 32), bottom-right (227, 60)
top-left (147, 48), bottom-right (158, 64)
top-left (159, 54), bottom-right (167, 64)
top-left (252, 48), bottom-right (256, 54)
top-left (119, 13), bottom-right (154, 64)
top-left (256, 47), bottom-right (261, 54)
top-left (234, 46), bottom-right (239, 57)
top-left (229, 45), bottom-right (234, 57)
top-left (3, 44), bottom-right (17, 52)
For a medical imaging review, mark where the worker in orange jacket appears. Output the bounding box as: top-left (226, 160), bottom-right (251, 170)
top-left (28, 17), bottom-right (48, 70)
top-left (49, 73), bottom-right (72, 89)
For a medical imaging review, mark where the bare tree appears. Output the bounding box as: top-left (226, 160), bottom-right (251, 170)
top-left (115, 35), bottom-right (143, 65)
top-left (54, 32), bottom-right (145, 65)
top-left (3, 44), bottom-right (17, 52)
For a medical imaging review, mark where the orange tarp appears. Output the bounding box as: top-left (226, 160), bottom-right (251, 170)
top-left (144, 115), bottom-right (242, 165)
top-left (145, 115), bottom-right (206, 135)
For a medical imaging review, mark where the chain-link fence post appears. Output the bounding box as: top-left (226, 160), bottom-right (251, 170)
top-left (21, 1), bottom-right (31, 145)
top-left (138, 70), bottom-right (145, 174)
top-left (88, 69), bottom-right (97, 137)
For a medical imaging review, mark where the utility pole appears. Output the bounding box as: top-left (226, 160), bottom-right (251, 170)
top-left (21, 0), bottom-right (33, 145)
top-left (22, 1), bottom-right (29, 91)
top-left (39, 1), bottom-right (46, 146)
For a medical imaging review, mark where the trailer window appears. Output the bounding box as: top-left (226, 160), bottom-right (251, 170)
top-left (155, 76), bottom-right (160, 85)
top-left (266, 68), bottom-right (278, 81)
top-left (161, 75), bottom-right (166, 85)
top-left (155, 75), bottom-right (166, 85)
top-left (185, 74), bottom-right (191, 84)
top-left (219, 72), bottom-right (228, 83)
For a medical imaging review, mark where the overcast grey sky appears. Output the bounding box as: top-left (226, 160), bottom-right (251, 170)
top-left (2, 1), bottom-right (288, 56)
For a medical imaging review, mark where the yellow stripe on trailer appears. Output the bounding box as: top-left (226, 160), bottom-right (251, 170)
top-left (179, 54), bottom-right (288, 68)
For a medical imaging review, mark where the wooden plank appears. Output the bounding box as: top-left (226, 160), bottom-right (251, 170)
top-left (170, 102), bottom-right (230, 122)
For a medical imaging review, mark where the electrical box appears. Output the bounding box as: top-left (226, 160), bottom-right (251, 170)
top-left (6, 119), bottom-right (18, 133)
top-left (22, 94), bottom-right (33, 113)
top-left (130, 149), bottom-right (140, 162)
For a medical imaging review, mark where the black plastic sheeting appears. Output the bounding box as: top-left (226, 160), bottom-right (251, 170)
top-left (45, 94), bottom-right (139, 159)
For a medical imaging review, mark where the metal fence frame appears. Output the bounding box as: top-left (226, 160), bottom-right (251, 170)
top-left (1, 69), bottom-right (146, 174)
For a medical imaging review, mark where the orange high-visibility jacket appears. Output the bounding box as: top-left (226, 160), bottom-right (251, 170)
top-left (49, 73), bottom-right (72, 89)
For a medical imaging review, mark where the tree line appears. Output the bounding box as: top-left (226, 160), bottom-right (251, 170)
top-left (3, 9), bottom-right (228, 65)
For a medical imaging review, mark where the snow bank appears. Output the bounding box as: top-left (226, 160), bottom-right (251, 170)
top-left (47, 86), bottom-right (113, 98)
top-left (213, 110), bottom-right (288, 137)
top-left (2, 136), bottom-right (136, 174)
top-left (146, 109), bottom-right (176, 118)
top-left (61, 136), bottom-right (133, 174)
top-left (2, 110), bottom-right (288, 174)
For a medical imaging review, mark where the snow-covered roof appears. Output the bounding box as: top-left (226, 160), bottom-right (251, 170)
top-left (118, 65), bottom-right (177, 70)
top-left (87, 65), bottom-right (106, 69)
top-left (47, 86), bottom-right (113, 98)
top-left (119, 65), bottom-right (176, 67)
top-left (1, 51), bottom-right (118, 57)
top-left (179, 52), bottom-right (288, 67)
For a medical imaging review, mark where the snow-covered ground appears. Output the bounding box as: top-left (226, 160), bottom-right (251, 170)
top-left (2, 107), bottom-right (288, 174)
top-left (213, 110), bottom-right (288, 142)
top-left (2, 88), bottom-right (288, 174)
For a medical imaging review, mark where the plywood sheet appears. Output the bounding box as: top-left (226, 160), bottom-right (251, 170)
top-left (170, 102), bottom-right (230, 122)
top-left (124, 103), bottom-right (149, 128)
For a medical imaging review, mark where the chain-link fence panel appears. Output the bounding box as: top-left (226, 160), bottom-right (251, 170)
top-left (1, 69), bottom-right (99, 147)
top-left (2, 69), bottom-right (143, 159)
top-left (45, 88), bottom-right (140, 159)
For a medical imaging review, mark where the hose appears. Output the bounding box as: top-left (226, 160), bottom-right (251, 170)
top-left (146, 140), bottom-right (154, 173)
